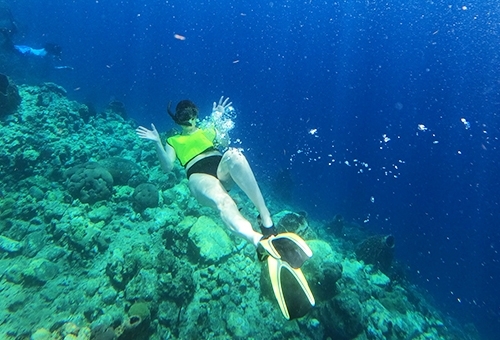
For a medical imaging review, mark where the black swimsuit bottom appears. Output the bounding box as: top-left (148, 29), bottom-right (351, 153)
top-left (186, 155), bottom-right (223, 179)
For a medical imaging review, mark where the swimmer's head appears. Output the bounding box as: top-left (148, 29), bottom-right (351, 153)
top-left (168, 100), bottom-right (198, 126)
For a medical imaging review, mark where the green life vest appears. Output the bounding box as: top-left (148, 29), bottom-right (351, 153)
top-left (167, 128), bottom-right (217, 166)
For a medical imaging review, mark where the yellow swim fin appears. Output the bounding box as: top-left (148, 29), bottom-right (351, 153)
top-left (259, 233), bottom-right (315, 319)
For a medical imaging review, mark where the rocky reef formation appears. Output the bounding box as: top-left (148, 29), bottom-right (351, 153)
top-left (0, 73), bottom-right (21, 117)
top-left (355, 234), bottom-right (395, 272)
top-left (0, 83), bottom-right (479, 339)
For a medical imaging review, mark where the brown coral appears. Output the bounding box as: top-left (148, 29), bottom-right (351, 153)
top-left (65, 162), bottom-right (114, 204)
top-left (355, 234), bottom-right (395, 272)
top-left (0, 73), bottom-right (21, 117)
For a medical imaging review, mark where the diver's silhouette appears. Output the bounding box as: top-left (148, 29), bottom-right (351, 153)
top-left (0, 5), bottom-right (17, 48)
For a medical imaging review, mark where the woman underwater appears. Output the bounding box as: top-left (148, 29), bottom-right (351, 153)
top-left (136, 96), bottom-right (315, 320)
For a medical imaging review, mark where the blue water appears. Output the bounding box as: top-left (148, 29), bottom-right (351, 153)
top-left (6, 0), bottom-right (500, 338)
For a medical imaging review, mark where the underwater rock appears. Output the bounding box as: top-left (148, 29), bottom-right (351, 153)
top-left (0, 235), bottom-right (22, 253)
top-left (91, 325), bottom-right (116, 340)
top-left (60, 322), bottom-right (80, 337)
top-left (49, 205), bottom-right (104, 256)
top-left (78, 103), bottom-right (97, 123)
top-left (277, 211), bottom-right (308, 234)
top-left (5, 263), bottom-right (24, 283)
top-left (227, 311), bottom-right (251, 338)
top-left (0, 197), bottom-right (15, 222)
top-left (132, 183), bottom-right (159, 211)
top-left (106, 250), bottom-right (138, 291)
top-left (28, 185), bottom-right (45, 201)
top-left (35, 82), bottom-right (67, 107)
top-left (23, 258), bottom-right (59, 284)
top-left (99, 157), bottom-right (148, 187)
top-left (31, 322), bottom-right (91, 340)
top-left (65, 162), bottom-right (114, 204)
top-left (88, 205), bottom-right (113, 224)
top-left (30, 328), bottom-right (52, 340)
top-left (154, 170), bottom-right (178, 191)
top-left (379, 290), bottom-right (412, 314)
top-left (41, 82), bottom-right (67, 96)
top-left (320, 291), bottom-right (366, 339)
top-left (22, 231), bottom-right (47, 257)
top-left (317, 261), bottom-right (343, 300)
top-left (156, 251), bottom-right (195, 304)
top-left (302, 240), bottom-right (343, 301)
top-left (0, 73), bottom-right (21, 117)
top-left (369, 270), bottom-right (391, 288)
top-left (355, 234), bottom-right (395, 272)
top-left (188, 216), bottom-right (233, 262)
top-left (124, 268), bottom-right (158, 302)
top-left (157, 300), bottom-right (178, 327)
top-left (100, 286), bottom-right (118, 305)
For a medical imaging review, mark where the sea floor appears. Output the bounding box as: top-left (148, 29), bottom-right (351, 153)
top-left (0, 82), bottom-right (481, 339)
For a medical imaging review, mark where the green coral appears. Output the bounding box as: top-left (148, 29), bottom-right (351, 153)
top-left (128, 301), bottom-right (151, 320)
top-left (188, 216), bottom-right (234, 262)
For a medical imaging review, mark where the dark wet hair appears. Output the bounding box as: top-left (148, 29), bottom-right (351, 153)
top-left (44, 43), bottom-right (62, 57)
top-left (167, 99), bottom-right (198, 126)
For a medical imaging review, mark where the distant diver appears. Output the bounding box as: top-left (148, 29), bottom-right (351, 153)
top-left (0, 5), bottom-right (72, 71)
top-left (10, 41), bottom-right (73, 71)
top-left (13, 42), bottom-right (62, 59)
top-left (137, 97), bottom-right (315, 319)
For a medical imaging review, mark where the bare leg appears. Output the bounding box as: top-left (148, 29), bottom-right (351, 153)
top-left (189, 173), bottom-right (263, 246)
top-left (217, 148), bottom-right (273, 228)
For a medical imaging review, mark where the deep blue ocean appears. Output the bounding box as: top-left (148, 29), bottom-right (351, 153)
top-left (5, 0), bottom-right (500, 338)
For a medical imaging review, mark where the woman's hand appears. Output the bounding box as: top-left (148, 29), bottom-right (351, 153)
top-left (136, 124), bottom-right (161, 144)
top-left (212, 96), bottom-right (232, 114)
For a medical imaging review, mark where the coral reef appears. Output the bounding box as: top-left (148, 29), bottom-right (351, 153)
top-left (99, 157), bottom-right (148, 187)
top-left (277, 211), bottom-right (308, 233)
top-left (128, 301), bottom-right (151, 320)
top-left (132, 183), bottom-right (159, 211)
top-left (0, 83), bottom-right (480, 340)
top-left (187, 215), bottom-right (234, 262)
top-left (31, 322), bottom-right (91, 340)
top-left (302, 240), bottom-right (343, 301)
top-left (355, 234), bottom-right (395, 272)
top-left (65, 162), bottom-right (114, 204)
top-left (320, 290), bottom-right (366, 339)
top-left (275, 210), bottom-right (316, 239)
top-left (0, 73), bottom-right (21, 116)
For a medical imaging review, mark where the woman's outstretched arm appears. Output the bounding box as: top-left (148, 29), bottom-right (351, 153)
top-left (136, 123), bottom-right (176, 172)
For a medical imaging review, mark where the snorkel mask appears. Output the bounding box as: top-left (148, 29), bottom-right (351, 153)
top-left (167, 100), bottom-right (199, 127)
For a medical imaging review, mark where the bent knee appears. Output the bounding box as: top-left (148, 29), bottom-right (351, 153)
top-left (223, 148), bottom-right (247, 165)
